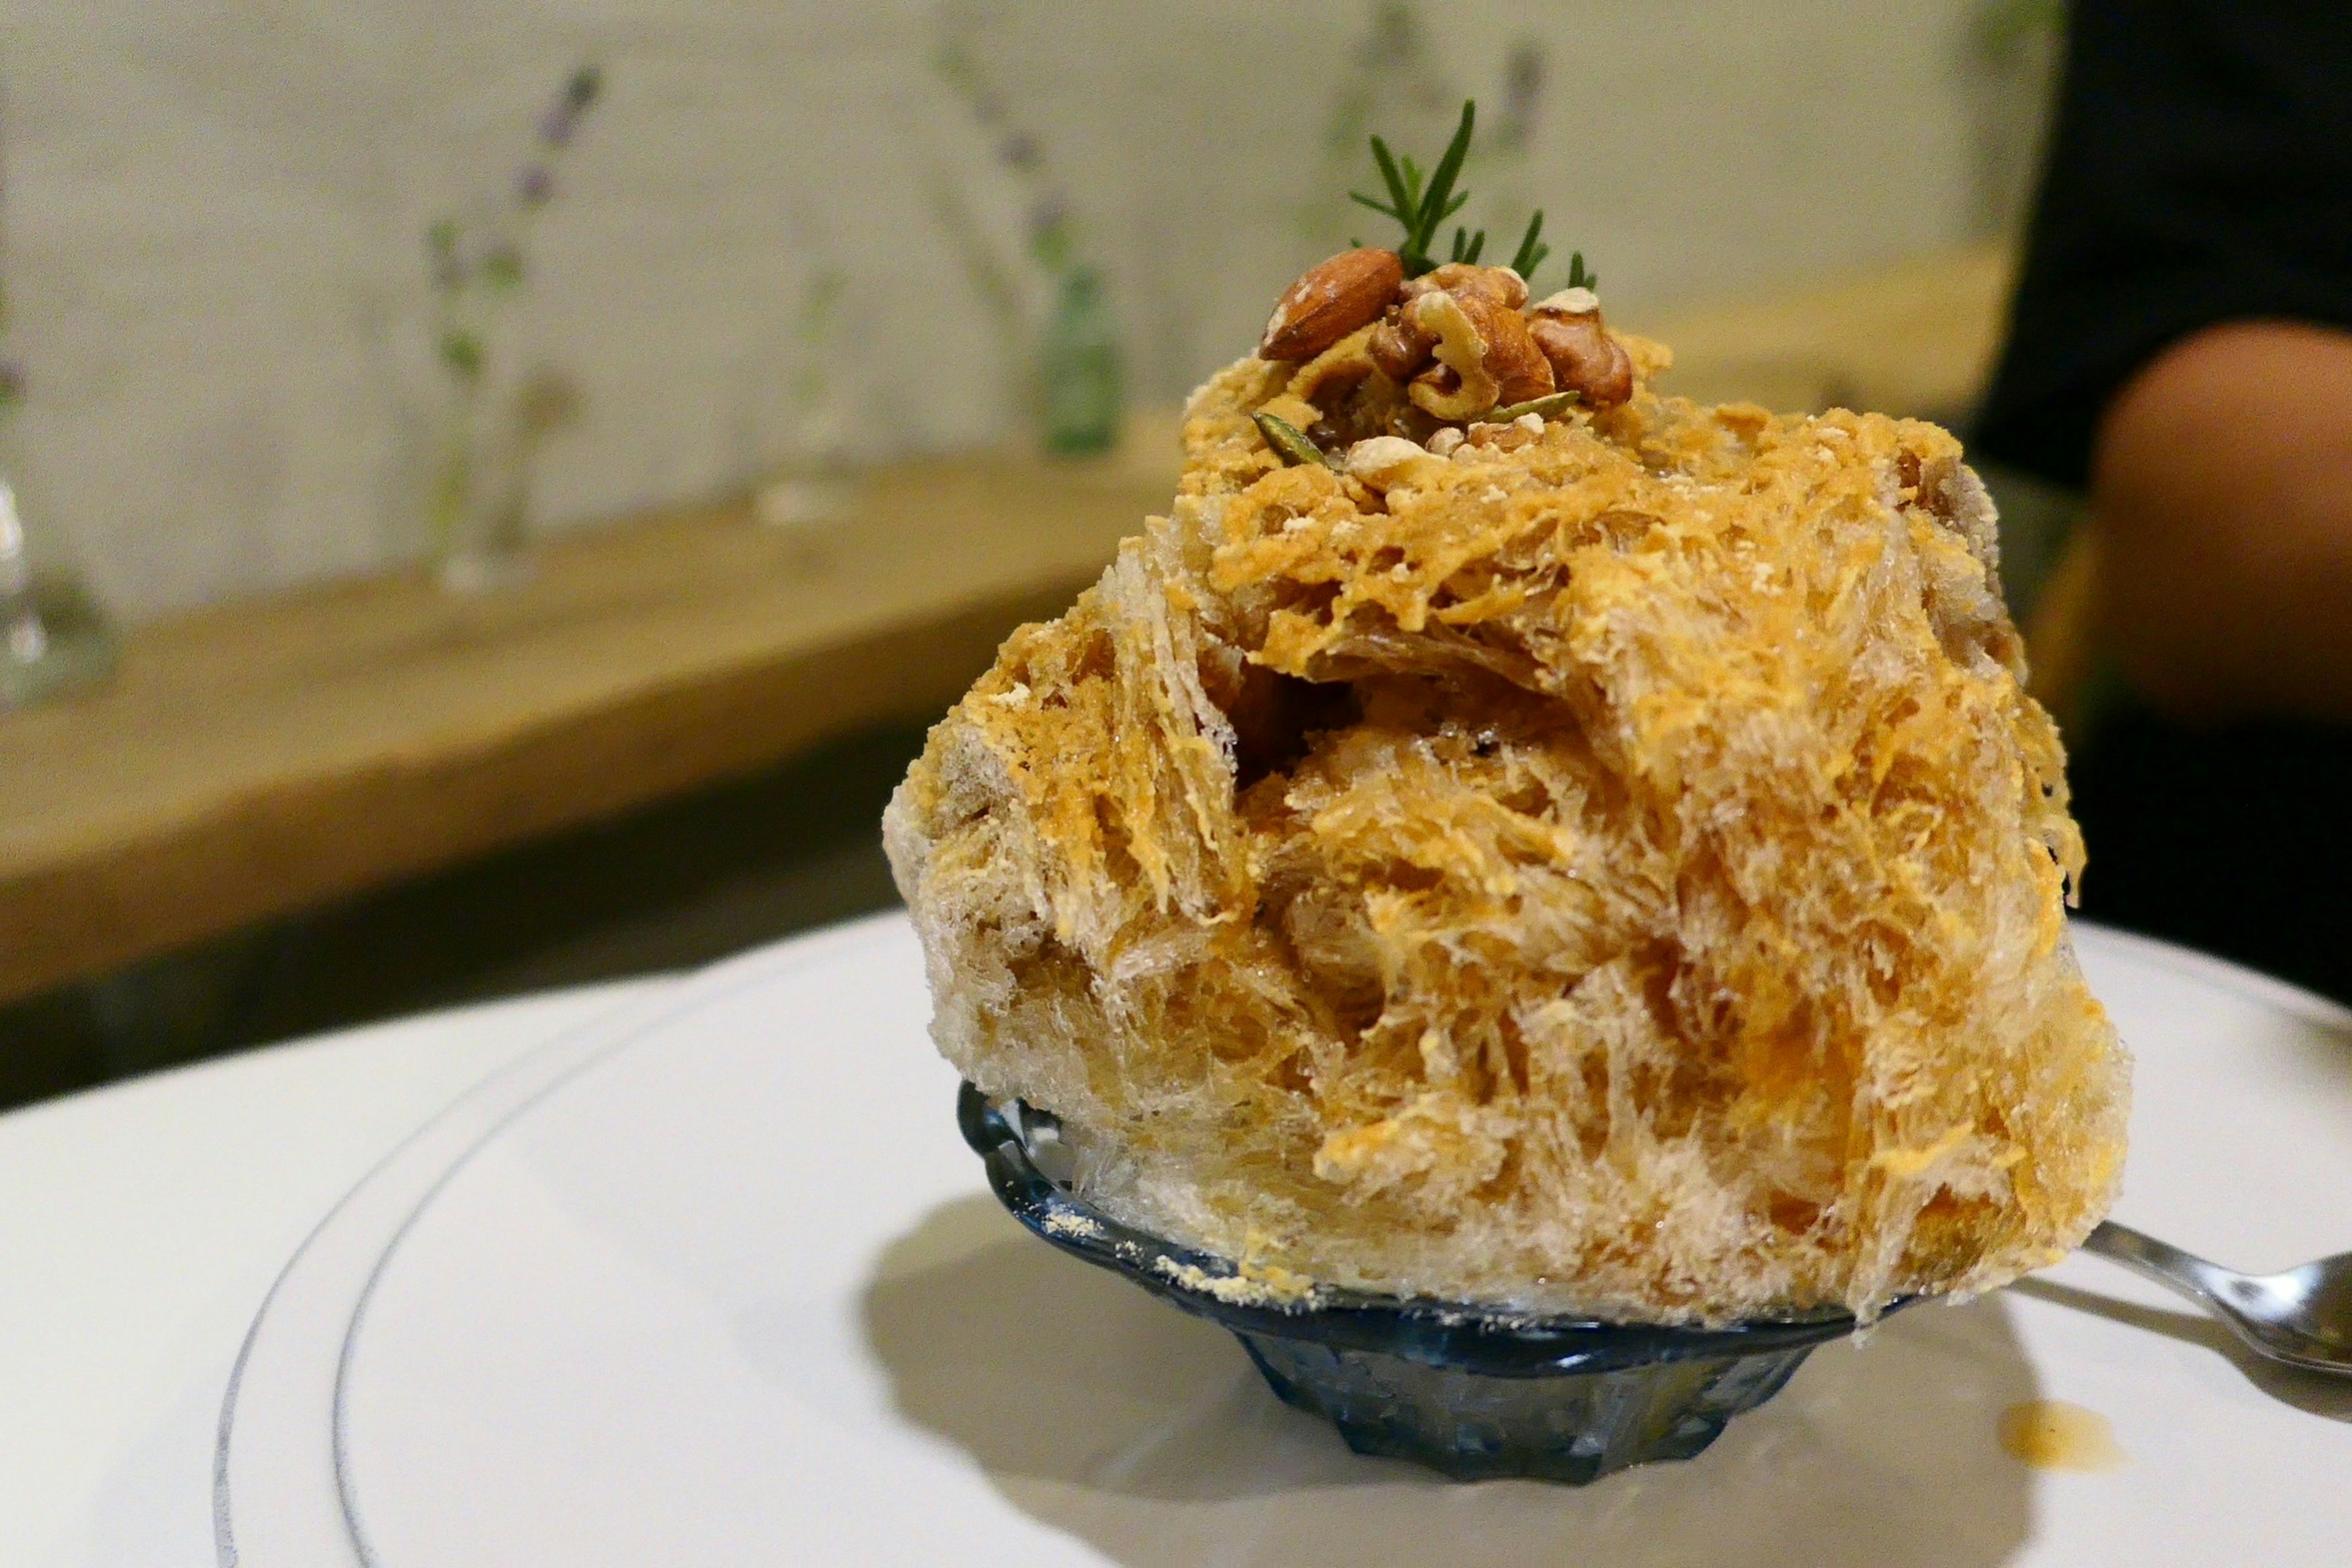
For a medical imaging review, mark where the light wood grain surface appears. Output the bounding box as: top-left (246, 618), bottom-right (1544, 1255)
top-left (0, 245), bottom-right (2017, 1009)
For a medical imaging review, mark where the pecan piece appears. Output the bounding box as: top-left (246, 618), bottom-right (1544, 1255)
top-left (1259, 247), bottom-right (1406, 363)
top-left (1404, 290), bottom-right (1501, 421)
top-left (1477, 301), bottom-right (1555, 406)
top-left (1401, 290), bottom-right (1553, 421)
top-left (1529, 288), bottom-right (1634, 410)
top-left (1367, 310), bottom-right (1435, 383)
top-left (1404, 262), bottom-right (1529, 310)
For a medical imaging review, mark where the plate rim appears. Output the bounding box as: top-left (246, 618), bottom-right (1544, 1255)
top-left (212, 913), bottom-right (910, 1568)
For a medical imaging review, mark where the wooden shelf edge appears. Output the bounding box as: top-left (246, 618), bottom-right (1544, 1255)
top-left (0, 575), bottom-right (1087, 1005)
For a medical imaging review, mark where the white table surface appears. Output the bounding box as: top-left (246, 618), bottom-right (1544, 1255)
top-left (0, 977), bottom-right (672, 1568)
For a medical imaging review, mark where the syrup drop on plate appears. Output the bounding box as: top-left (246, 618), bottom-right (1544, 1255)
top-left (1999, 1399), bottom-right (2127, 1471)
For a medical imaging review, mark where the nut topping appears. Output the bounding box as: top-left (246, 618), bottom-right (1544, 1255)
top-left (1401, 262), bottom-right (1528, 311)
top-left (1364, 263), bottom-right (1552, 415)
top-left (1396, 290), bottom-right (1552, 421)
top-left (1342, 435), bottom-right (1438, 491)
top-left (1259, 247), bottom-right (1405, 363)
top-left (1533, 285), bottom-right (1600, 317)
top-left (1528, 306), bottom-right (1634, 410)
top-left (1366, 312), bottom-right (1435, 382)
top-left (1473, 298), bottom-right (1556, 407)
top-left (1404, 290), bottom-right (1501, 421)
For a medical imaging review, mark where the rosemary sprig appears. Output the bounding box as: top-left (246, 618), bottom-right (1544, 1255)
top-left (1348, 100), bottom-right (1589, 292)
top-left (1351, 100), bottom-right (1477, 276)
top-left (1509, 212), bottom-right (1549, 281)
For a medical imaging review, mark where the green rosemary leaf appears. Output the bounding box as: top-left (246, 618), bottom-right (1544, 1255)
top-left (1491, 390), bottom-right (1578, 422)
top-left (1254, 412), bottom-right (1337, 470)
top-left (1409, 102), bottom-right (1476, 258)
top-left (1368, 138), bottom-right (1412, 218)
top-left (1510, 211), bottom-right (1547, 280)
top-left (1351, 98), bottom-right (1596, 290)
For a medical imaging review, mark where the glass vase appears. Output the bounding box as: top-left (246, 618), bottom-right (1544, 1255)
top-left (424, 305), bottom-right (548, 594)
top-left (1038, 266), bottom-right (1122, 457)
top-left (0, 440), bottom-right (116, 709)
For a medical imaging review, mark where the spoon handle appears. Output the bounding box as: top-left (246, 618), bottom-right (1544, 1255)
top-left (2082, 1219), bottom-right (2242, 1311)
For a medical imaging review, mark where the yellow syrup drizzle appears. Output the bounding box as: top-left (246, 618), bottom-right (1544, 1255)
top-left (1999, 1400), bottom-right (2127, 1471)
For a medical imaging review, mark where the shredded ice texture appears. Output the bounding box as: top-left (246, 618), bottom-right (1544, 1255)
top-left (886, 342), bottom-right (2127, 1326)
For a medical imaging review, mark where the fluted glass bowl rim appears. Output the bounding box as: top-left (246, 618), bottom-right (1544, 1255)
top-left (959, 1082), bottom-right (1905, 1377)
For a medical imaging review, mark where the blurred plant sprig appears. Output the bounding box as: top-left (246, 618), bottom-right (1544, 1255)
top-left (428, 64), bottom-right (603, 389)
top-left (0, 198), bottom-right (20, 412)
top-left (932, 6), bottom-right (1085, 286)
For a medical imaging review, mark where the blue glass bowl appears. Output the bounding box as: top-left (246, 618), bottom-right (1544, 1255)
top-left (961, 1083), bottom-right (1899, 1484)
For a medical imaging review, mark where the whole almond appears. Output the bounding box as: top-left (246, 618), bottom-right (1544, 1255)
top-left (1529, 312), bottom-right (1634, 409)
top-left (1259, 247), bottom-right (1405, 363)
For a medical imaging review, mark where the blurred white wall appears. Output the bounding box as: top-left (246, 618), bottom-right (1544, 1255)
top-left (0, 0), bottom-right (2050, 620)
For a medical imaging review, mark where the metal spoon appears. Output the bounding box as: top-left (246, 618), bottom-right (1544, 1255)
top-left (2083, 1220), bottom-right (2352, 1374)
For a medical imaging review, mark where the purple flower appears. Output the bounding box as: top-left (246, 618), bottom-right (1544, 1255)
top-left (517, 165), bottom-right (554, 206)
top-left (538, 105), bottom-right (577, 148)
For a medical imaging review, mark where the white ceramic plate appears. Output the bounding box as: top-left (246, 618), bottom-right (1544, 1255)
top-left (210, 921), bottom-right (891, 1568)
top-left (210, 979), bottom-right (685, 1568)
top-left (236, 916), bottom-right (2352, 1565)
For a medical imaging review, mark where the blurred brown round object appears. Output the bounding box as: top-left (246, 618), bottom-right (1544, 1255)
top-left (1529, 312), bottom-right (1634, 409)
top-left (1259, 247), bottom-right (1405, 363)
